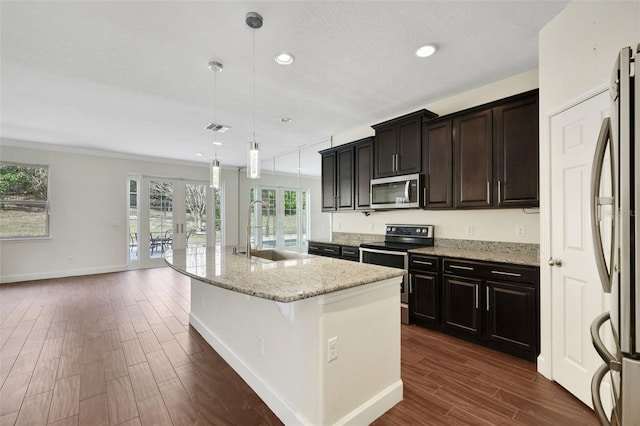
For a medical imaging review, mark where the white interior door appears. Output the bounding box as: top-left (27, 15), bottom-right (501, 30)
top-left (550, 90), bottom-right (610, 406)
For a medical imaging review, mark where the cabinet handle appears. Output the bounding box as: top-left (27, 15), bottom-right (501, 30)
top-left (414, 260), bottom-right (432, 266)
top-left (391, 155), bottom-right (396, 172)
top-left (498, 180), bottom-right (502, 205)
top-left (490, 270), bottom-right (522, 277)
top-left (487, 181), bottom-right (491, 204)
top-left (486, 287), bottom-right (490, 311)
top-left (409, 275), bottom-right (413, 294)
top-left (423, 187), bottom-right (427, 204)
top-left (181, 224), bottom-right (184, 234)
top-left (395, 154), bottom-right (399, 172)
top-left (323, 248), bottom-right (336, 252)
top-left (450, 265), bottom-right (474, 271)
top-left (475, 285), bottom-right (479, 309)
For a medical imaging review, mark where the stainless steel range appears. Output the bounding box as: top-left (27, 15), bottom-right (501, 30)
top-left (360, 224), bottom-right (434, 324)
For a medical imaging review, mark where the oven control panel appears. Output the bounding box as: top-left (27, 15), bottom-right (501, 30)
top-left (385, 224), bottom-right (433, 239)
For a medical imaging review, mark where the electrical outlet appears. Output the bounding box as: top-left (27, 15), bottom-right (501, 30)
top-left (466, 225), bottom-right (474, 236)
top-left (258, 336), bottom-right (265, 355)
top-left (368, 223), bottom-right (374, 231)
top-left (515, 225), bottom-right (525, 237)
top-left (337, 222), bottom-right (342, 231)
top-left (200, 295), bottom-right (204, 308)
top-left (327, 336), bottom-right (338, 362)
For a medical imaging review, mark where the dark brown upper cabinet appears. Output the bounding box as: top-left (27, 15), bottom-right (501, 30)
top-left (320, 137), bottom-right (373, 212)
top-left (422, 120), bottom-right (453, 208)
top-left (321, 150), bottom-right (337, 211)
top-left (354, 138), bottom-right (374, 210)
top-left (453, 109), bottom-right (494, 208)
top-left (493, 95), bottom-right (539, 207)
top-left (372, 110), bottom-right (438, 178)
top-left (443, 89), bottom-right (539, 209)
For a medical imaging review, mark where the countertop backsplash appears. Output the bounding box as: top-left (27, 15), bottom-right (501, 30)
top-left (330, 232), bottom-right (539, 256)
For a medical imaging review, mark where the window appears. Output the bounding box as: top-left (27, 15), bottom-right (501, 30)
top-left (0, 162), bottom-right (50, 239)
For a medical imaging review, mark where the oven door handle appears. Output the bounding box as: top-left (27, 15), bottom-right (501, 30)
top-left (359, 248), bottom-right (408, 257)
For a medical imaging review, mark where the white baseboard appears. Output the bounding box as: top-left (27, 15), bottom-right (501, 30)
top-left (333, 380), bottom-right (403, 426)
top-left (537, 354), bottom-right (553, 380)
top-left (190, 312), bottom-right (402, 426)
top-left (0, 265), bottom-right (127, 284)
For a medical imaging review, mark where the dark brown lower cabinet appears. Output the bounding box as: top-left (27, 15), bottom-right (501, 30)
top-left (410, 272), bottom-right (439, 326)
top-left (485, 280), bottom-right (537, 353)
top-left (443, 275), bottom-right (482, 335)
top-left (409, 255), bottom-right (539, 361)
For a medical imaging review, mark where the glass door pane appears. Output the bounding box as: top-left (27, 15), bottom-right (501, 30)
top-left (261, 188), bottom-right (276, 249)
top-left (149, 180), bottom-right (173, 260)
top-left (185, 183), bottom-right (207, 250)
top-left (284, 189), bottom-right (298, 250)
top-left (128, 178), bottom-right (139, 263)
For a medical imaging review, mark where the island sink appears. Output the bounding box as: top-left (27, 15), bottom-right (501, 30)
top-left (234, 248), bottom-right (309, 262)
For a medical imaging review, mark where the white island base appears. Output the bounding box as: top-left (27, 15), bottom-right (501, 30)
top-left (189, 276), bottom-right (403, 426)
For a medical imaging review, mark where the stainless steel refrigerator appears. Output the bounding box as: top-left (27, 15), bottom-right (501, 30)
top-left (590, 44), bottom-right (640, 425)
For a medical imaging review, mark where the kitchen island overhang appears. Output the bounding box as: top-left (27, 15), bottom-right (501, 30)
top-left (165, 247), bottom-right (404, 426)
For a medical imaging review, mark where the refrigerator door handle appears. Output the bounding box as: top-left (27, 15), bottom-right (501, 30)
top-left (590, 117), bottom-right (614, 293)
top-left (591, 363), bottom-right (612, 426)
top-left (590, 311), bottom-right (620, 369)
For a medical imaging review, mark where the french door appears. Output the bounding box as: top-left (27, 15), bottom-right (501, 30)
top-left (129, 177), bottom-right (217, 268)
top-left (250, 186), bottom-right (309, 253)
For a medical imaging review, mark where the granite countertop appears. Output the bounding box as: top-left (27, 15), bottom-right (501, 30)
top-left (408, 246), bottom-right (540, 266)
top-left (164, 247), bottom-right (404, 303)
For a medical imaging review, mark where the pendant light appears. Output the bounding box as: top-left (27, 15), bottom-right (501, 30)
top-left (246, 11), bottom-right (263, 179)
top-left (208, 61), bottom-right (223, 188)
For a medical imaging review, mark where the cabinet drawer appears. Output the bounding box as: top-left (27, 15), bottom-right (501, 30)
top-left (341, 246), bottom-right (360, 261)
top-left (443, 258), bottom-right (537, 284)
top-left (485, 264), bottom-right (538, 285)
top-left (442, 259), bottom-right (482, 277)
top-left (308, 242), bottom-right (341, 258)
top-left (409, 255), bottom-right (439, 273)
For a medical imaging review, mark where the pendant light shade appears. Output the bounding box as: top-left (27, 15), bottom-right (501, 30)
top-left (246, 12), bottom-right (263, 179)
top-left (210, 158), bottom-right (221, 189)
top-left (247, 140), bottom-right (260, 179)
top-left (208, 61), bottom-right (223, 188)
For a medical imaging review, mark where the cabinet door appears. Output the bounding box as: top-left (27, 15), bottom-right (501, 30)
top-left (494, 96), bottom-right (539, 207)
top-left (443, 275), bottom-right (482, 335)
top-left (453, 110), bottom-right (493, 207)
top-left (355, 139), bottom-right (373, 210)
top-left (396, 118), bottom-right (422, 175)
top-left (336, 147), bottom-right (354, 210)
top-left (374, 126), bottom-right (397, 178)
top-left (321, 152), bottom-right (336, 211)
top-left (423, 121), bottom-right (453, 208)
top-left (485, 281), bottom-right (537, 354)
top-left (410, 272), bottom-right (439, 325)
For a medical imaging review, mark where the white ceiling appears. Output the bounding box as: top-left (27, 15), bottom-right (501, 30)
top-left (0, 1), bottom-right (567, 175)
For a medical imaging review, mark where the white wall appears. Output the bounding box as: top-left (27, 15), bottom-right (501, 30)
top-left (331, 70), bottom-right (541, 244)
top-left (0, 141), bottom-right (240, 282)
top-left (538, 1), bottom-right (639, 377)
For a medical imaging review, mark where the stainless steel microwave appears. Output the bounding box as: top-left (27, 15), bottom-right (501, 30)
top-left (370, 173), bottom-right (423, 209)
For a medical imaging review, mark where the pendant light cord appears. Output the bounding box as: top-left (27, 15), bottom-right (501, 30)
top-left (214, 68), bottom-right (218, 159)
top-left (252, 28), bottom-right (256, 141)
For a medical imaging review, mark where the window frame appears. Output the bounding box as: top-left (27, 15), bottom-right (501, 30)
top-left (0, 161), bottom-right (51, 240)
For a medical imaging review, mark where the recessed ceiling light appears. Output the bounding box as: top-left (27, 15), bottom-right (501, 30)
top-left (416, 44), bottom-right (438, 58)
top-left (280, 117), bottom-right (293, 123)
top-left (275, 53), bottom-right (294, 65)
top-left (213, 141), bottom-right (223, 146)
top-left (195, 153), bottom-right (204, 157)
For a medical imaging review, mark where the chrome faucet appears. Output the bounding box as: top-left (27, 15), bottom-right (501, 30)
top-left (246, 199), bottom-right (270, 259)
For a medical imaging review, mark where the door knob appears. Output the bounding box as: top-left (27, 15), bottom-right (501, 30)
top-left (548, 257), bottom-right (563, 267)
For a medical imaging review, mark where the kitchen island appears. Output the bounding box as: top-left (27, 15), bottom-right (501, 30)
top-left (165, 247), bottom-right (404, 426)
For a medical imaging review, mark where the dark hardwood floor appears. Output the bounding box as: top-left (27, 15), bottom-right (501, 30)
top-left (0, 268), bottom-right (597, 425)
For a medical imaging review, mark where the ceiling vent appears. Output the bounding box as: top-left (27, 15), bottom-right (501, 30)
top-left (205, 123), bottom-right (231, 133)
